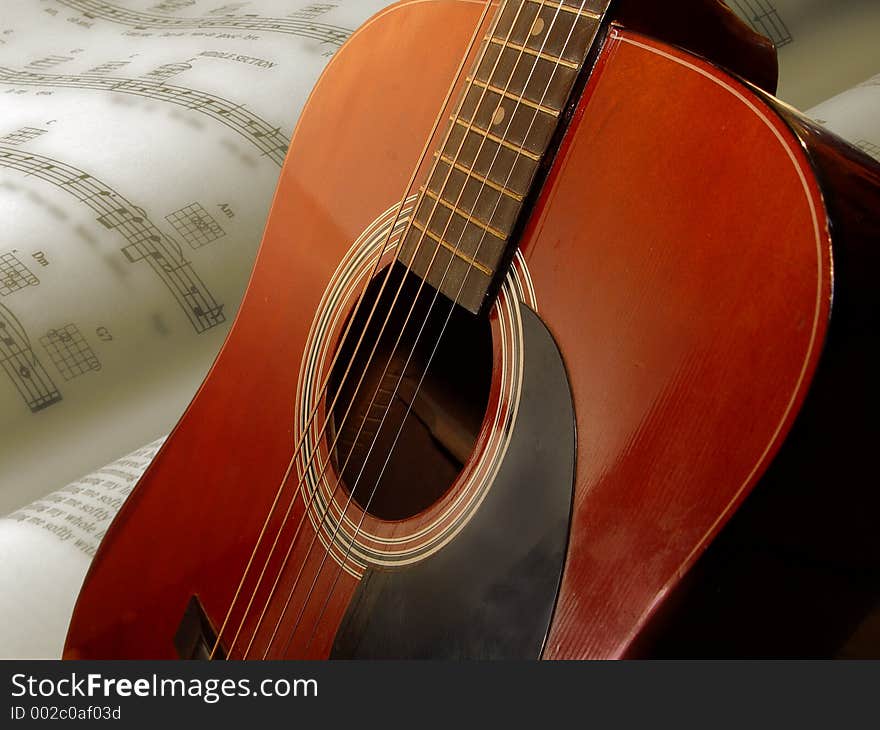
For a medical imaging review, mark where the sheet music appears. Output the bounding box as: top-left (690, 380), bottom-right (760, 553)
top-left (0, 438), bottom-right (163, 658)
top-left (807, 73), bottom-right (880, 162)
top-left (0, 0), bottom-right (389, 515)
top-left (728, 0), bottom-right (880, 109)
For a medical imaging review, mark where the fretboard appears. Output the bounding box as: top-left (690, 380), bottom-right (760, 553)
top-left (399, 0), bottom-right (611, 314)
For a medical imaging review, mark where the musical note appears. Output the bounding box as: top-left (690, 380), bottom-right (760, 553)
top-left (0, 146), bottom-right (225, 334)
top-left (61, 172), bottom-right (92, 186)
top-left (0, 304), bottom-right (62, 413)
top-left (97, 207), bottom-right (144, 229)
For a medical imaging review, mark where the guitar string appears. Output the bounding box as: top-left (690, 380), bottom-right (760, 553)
top-left (209, 0), bottom-right (497, 659)
top-left (218, 1), bottom-right (499, 658)
top-left (221, 0), bottom-right (511, 659)
top-left (242, 0), bottom-right (546, 658)
top-left (255, 0), bottom-right (564, 659)
top-left (289, 0), bottom-right (586, 657)
top-left (233, 0), bottom-right (520, 660)
top-left (272, 0), bottom-right (585, 658)
top-left (294, 0), bottom-right (588, 658)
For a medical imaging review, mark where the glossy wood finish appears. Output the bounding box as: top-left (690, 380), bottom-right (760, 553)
top-left (399, 0), bottom-right (611, 313)
top-left (65, 1), bottom-right (849, 658)
top-left (64, 0), bottom-right (491, 660)
top-left (612, 0), bottom-right (779, 94)
top-left (628, 107), bottom-right (880, 658)
top-left (524, 28), bottom-right (831, 658)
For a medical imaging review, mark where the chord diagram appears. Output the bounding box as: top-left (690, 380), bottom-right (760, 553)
top-left (183, 288), bottom-right (225, 324)
top-left (290, 3), bottom-right (337, 20)
top-left (0, 253), bottom-right (39, 296)
top-left (40, 325), bottom-right (101, 381)
top-left (84, 60), bottom-right (131, 75)
top-left (150, 0), bottom-right (195, 12)
top-left (27, 55), bottom-right (73, 70)
top-left (0, 304), bottom-right (62, 413)
top-left (729, 0), bottom-right (793, 47)
top-left (856, 140), bottom-right (880, 161)
top-left (144, 62), bottom-right (192, 82)
top-left (208, 3), bottom-right (247, 14)
top-left (0, 127), bottom-right (46, 146)
top-left (165, 203), bottom-right (226, 249)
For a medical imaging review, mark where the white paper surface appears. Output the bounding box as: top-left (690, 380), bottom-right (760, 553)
top-left (0, 437), bottom-right (163, 658)
top-left (0, 0), bottom-right (390, 515)
top-left (807, 73), bottom-right (880, 162)
top-left (728, 0), bottom-right (880, 109)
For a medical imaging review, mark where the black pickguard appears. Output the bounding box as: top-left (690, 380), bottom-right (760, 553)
top-left (331, 304), bottom-right (575, 659)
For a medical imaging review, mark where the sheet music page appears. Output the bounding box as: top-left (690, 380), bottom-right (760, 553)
top-left (0, 0), bottom-right (390, 515)
top-left (0, 438), bottom-right (163, 658)
top-left (807, 73), bottom-right (880, 163)
top-left (727, 0), bottom-right (880, 109)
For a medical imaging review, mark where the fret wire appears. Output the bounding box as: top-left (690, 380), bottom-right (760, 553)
top-left (399, 0), bottom-right (521, 276)
top-left (410, 220), bottom-right (494, 276)
top-left (217, 0), bottom-right (511, 662)
top-left (436, 0), bottom-right (602, 301)
top-left (466, 76), bottom-right (560, 117)
top-left (412, 0), bottom-right (609, 302)
top-left (278, 0), bottom-right (606, 652)
top-left (451, 116), bottom-right (542, 161)
top-left (420, 186), bottom-right (509, 241)
top-left (485, 35), bottom-right (580, 69)
top-left (435, 152), bottom-right (525, 202)
top-left (241, 1), bottom-right (512, 661)
top-left (525, 0), bottom-right (602, 20)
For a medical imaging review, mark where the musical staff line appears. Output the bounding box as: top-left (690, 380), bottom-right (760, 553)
top-left (0, 67), bottom-right (289, 166)
top-left (0, 303), bottom-right (62, 413)
top-left (0, 146), bottom-right (225, 334)
top-left (56, 0), bottom-right (353, 47)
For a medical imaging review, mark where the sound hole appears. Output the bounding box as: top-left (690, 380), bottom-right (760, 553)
top-left (326, 262), bottom-right (493, 522)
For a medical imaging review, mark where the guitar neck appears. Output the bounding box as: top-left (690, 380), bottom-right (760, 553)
top-left (398, 0), bottom-right (612, 314)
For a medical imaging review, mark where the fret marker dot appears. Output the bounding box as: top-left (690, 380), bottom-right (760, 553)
top-left (492, 105), bottom-right (506, 126)
top-left (531, 17), bottom-right (545, 36)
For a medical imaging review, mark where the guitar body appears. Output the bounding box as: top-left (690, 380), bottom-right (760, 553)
top-left (64, 0), bottom-right (879, 659)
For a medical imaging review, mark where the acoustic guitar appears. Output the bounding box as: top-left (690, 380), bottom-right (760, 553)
top-left (64, 0), bottom-right (880, 659)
